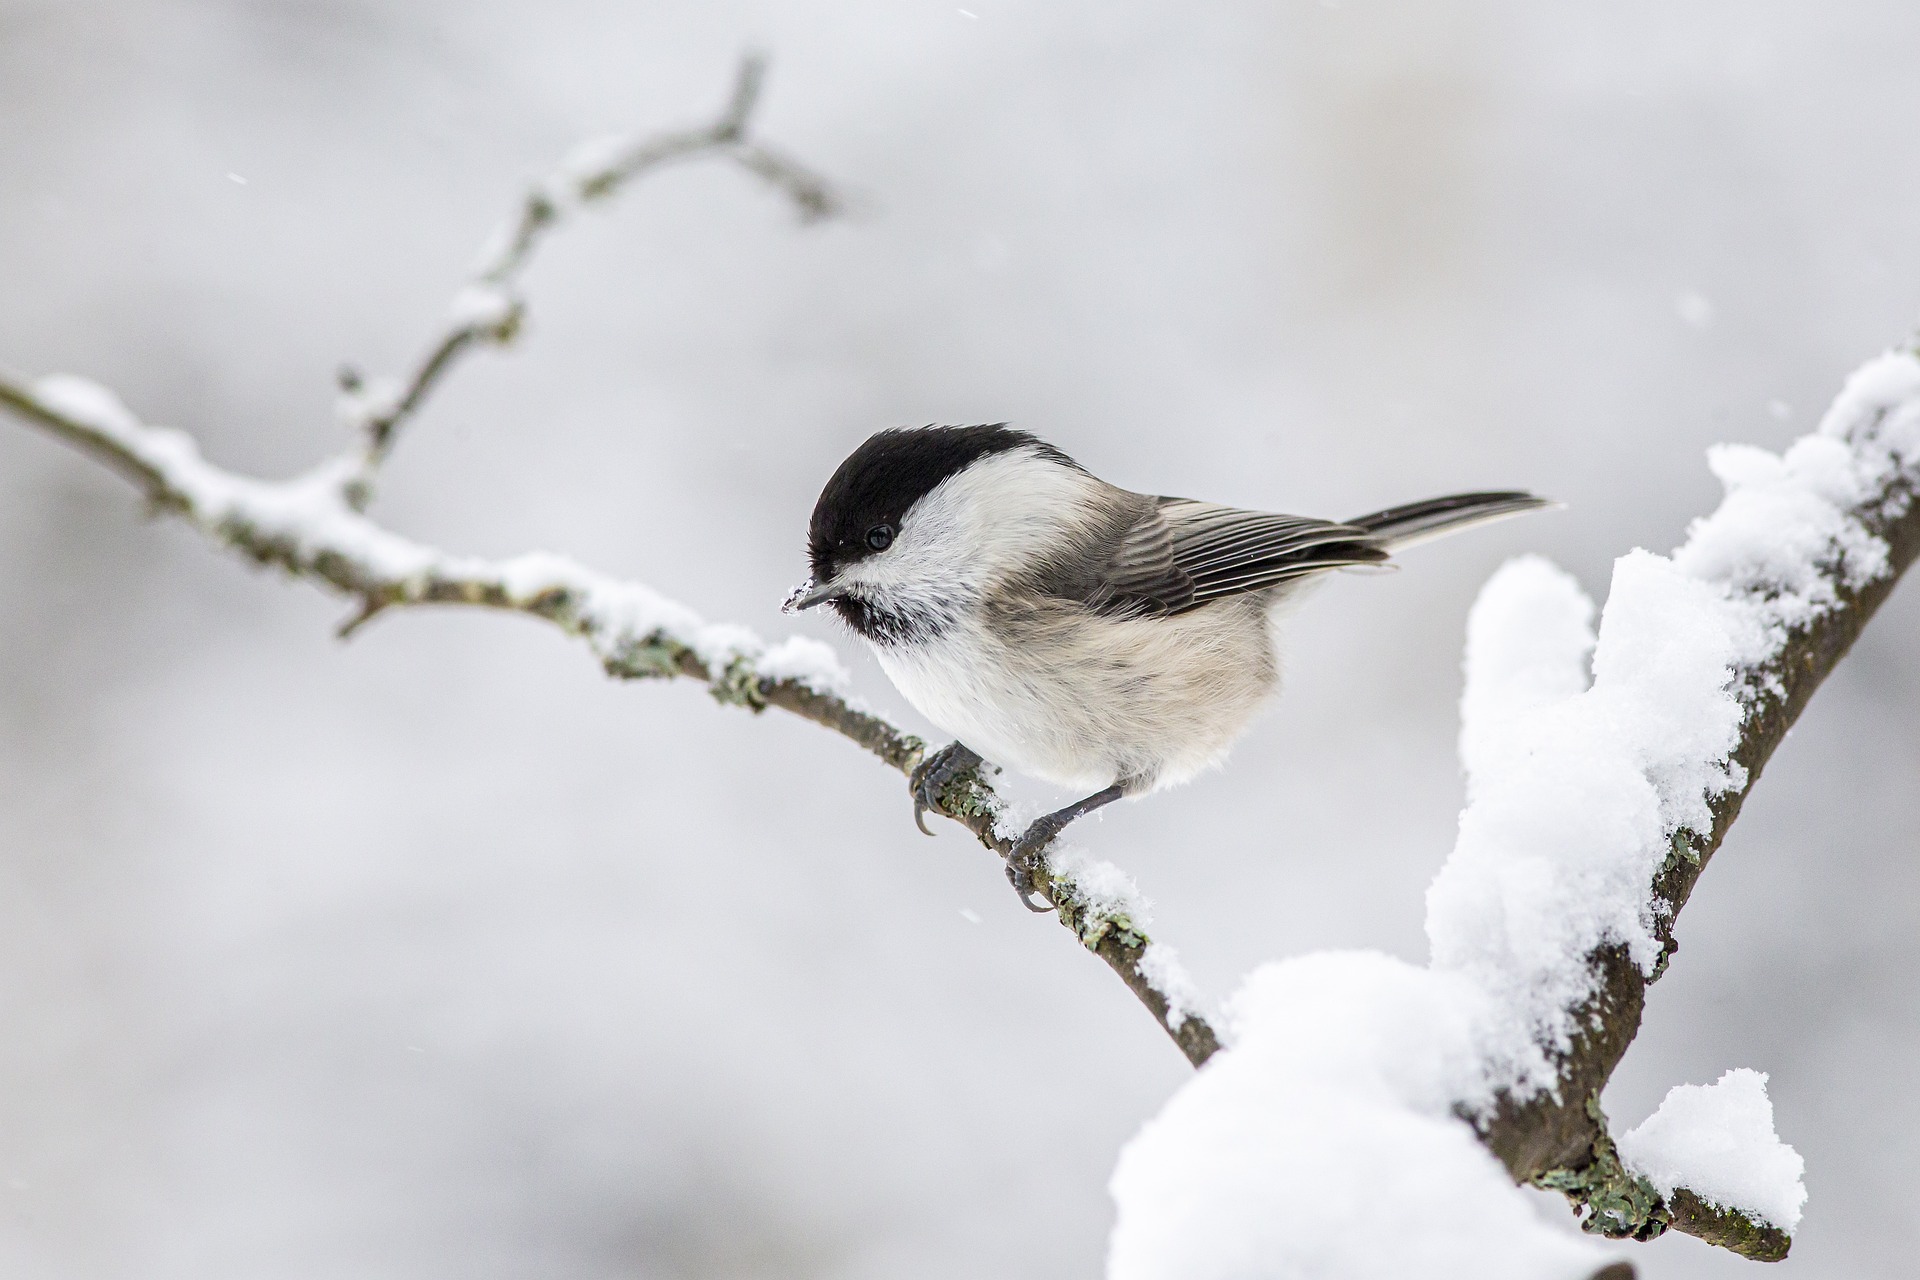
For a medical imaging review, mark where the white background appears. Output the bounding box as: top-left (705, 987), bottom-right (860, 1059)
top-left (1, 2), bottom-right (1915, 1275)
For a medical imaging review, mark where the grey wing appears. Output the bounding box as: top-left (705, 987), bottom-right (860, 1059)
top-left (1087, 498), bottom-right (1385, 617)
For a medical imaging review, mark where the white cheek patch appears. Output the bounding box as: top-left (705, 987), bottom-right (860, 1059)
top-left (842, 508), bottom-right (962, 595)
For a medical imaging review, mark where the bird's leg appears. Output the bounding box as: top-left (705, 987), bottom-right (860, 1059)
top-left (1005, 784), bottom-right (1126, 913)
top-left (909, 742), bottom-right (984, 836)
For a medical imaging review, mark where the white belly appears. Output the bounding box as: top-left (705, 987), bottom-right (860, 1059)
top-left (874, 595), bottom-right (1281, 794)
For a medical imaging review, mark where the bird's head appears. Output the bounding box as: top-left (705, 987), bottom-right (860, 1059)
top-left (785, 424), bottom-right (1090, 643)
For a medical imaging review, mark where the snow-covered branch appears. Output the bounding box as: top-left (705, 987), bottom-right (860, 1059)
top-left (1110, 346), bottom-right (1920, 1277)
top-left (0, 367), bottom-right (1219, 1064)
top-left (1462, 349), bottom-right (1920, 1258)
top-left (0, 60), bottom-right (1220, 1075)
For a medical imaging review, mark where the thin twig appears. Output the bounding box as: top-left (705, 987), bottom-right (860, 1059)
top-left (342, 52), bottom-right (840, 488)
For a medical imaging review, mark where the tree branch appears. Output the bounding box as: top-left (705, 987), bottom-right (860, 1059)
top-left (0, 368), bottom-right (1218, 1064)
top-left (0, 58), bottom-right (1220, 1072)
top-left (1470, 346), bottom-right (1920, 1259)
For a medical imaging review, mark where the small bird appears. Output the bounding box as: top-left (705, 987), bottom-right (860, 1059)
top-left (787, 425), bottom-right (1547, 910)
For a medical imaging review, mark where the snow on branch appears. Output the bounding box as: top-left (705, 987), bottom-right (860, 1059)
top-left (1110, 346), bottom-right (1920, 1277)
top-left (0, 59), bottom-right (1219, 1075)
top-left (1617, 1069), bottom-right (1805, 1236)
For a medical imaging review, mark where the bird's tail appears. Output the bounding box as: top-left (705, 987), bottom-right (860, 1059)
top-left (1345, 491), bottom-right (1553, 553)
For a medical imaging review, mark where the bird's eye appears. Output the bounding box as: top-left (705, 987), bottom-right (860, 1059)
top-left (865, 524), bottom-right (895, 552)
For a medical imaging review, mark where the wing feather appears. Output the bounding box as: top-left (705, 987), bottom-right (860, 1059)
top-left (1085, 498), bottom-right (1384, 616)
top-left (1082, 502), bottom-right (1195, 615)
top-left (1161, 500), bottom-right (1385, 605)
top-left (1077, 489), bottom-right (1546, 617)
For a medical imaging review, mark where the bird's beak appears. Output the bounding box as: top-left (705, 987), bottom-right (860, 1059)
top-left (782, 576), bottom-right (847, 613)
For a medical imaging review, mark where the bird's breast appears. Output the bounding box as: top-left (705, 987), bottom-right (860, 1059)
top-left (873, 595), bottom-right (1282, 793)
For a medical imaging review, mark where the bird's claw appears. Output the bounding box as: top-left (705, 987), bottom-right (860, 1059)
top-left (910, 743), bottom-right (1068, 912)
top-left (1004, 823), bottom-right (1062, 914)
top-left (909, 742), bottom-right (983, 837)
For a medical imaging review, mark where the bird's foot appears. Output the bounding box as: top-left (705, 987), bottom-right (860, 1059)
top-left (1004, 819), bottom-right (1063, 914)
top-left (1000, 783), bottom-right (1127, 914)
top-left (909, 742), bottom-right (984, 836)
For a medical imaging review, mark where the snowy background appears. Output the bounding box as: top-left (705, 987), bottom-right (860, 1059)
top-left (1, 2), bottom-right (1917, 1276)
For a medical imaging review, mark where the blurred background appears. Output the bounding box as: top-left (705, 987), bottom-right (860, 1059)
top-left (0, 2), bottom-right (1915, 1276)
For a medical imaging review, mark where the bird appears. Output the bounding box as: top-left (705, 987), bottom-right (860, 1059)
top-left (785, 424), bottom-right (1549, 911)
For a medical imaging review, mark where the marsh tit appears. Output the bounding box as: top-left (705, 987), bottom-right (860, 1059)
top-left (786, 425), bottom-right (1548, 910)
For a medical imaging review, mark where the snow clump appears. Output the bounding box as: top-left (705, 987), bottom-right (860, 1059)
top-left (1618, 1069), bottom-right (1806, 1231)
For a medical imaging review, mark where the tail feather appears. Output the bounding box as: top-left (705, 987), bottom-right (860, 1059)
top-left (1345, 491), bottom-right (1553, 552)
